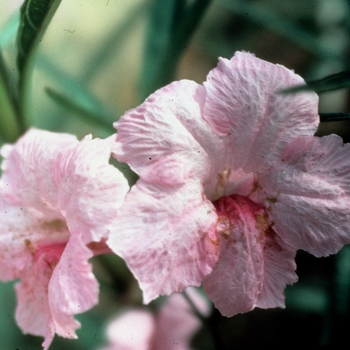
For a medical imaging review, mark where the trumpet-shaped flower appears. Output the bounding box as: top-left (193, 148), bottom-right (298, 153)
top-left (108, 51), bottom-right (350, 316)
top-left (0, 129), bottom-right (129, 348)
top-left (100, 287), bottom-right (210, 350)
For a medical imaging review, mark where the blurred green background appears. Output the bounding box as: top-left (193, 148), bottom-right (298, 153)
top-left (1, 0), bottom-right (350, 348)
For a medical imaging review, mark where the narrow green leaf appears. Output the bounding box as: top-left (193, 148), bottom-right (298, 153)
top-left (45, 87), bottom-right (114, 132)
top-left (140, 0), bottom-right (212, 99)
top-left (39, 54), bottom-right (123, 117)
top-left (319, 113), bottom-right (350, 122)
top-left (0, 50), bottom-right (21, 142)
top-left (17, 0), bottom-right (62, 128)
top-left (220, 0), bottom-right (339, 61)
top-left (140, 0), bottom-right (185, 98)
top-left (280, 71), bottom-right (350, 94)
top-left (17, 0), bottom-right (61, 72)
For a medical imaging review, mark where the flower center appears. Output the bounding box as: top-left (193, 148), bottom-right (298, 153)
top-left (24, 218), bottom-right (70, 259)
top-left (213, 194), bottom-right (269, 241)
top-left (34, 243), bottom-right (66, 267)
top-left (210, 168), bottom-right (256, 201)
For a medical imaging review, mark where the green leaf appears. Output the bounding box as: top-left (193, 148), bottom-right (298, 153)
top-left (45, 87), bottom-right (115, 132)
top-left (140, 0), bottom-right (185, 98)
top-left (17, 0), bottom-right (61, 72)
top-left (16, 0), bottom-right (62, 128)
top-left (0, 50), bottom-right (21, 142)
top-left (280, 71), bottom-right (350, 94)
top-left (319, 113), bottom-right (350, 122)
top-left (220, 0), bottom-right (339, 61)
top-left (140, 0), bottom-right (212, 99)
top-left (39, 53), bottom-right (123, 117)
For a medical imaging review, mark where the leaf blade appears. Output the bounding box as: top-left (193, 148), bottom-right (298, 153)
top-left (140, 0), bottom-right (185, 98)
top-left (17, 0), bottom-right (61, 72)
top-left (16, 0), bottom-right (62, 129)
top-left (280, 71), bottom-right (350, 94)
top-left (0, 50), bottom-right (21, 142)
top-left (45, 87), bottom-right (115, 132)
top-left (140, 0), bottom-right (212, 99)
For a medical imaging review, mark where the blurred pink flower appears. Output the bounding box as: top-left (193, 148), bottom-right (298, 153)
top-left (0, 128), bottom-right (129, 349)
top-left (100, 287), bottom-right (210, 350)
top-left (108, 51), bottom-right (350, 316)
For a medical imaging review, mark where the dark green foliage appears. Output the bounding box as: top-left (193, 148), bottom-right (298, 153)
top-left (281, 70), bottom-right (350, 94)
top-left (17, 0), bottom-right (58, 72)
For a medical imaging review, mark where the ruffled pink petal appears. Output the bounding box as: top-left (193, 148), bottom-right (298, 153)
top-left (48, 233), bottom-right (99, 343)
top-left (108, 180), bottom-right (219, 303)
top-left (0, 197), bottom-right (70, 281)
top-left (0, 129), bottom-right (123, 346)
top-left (0, 128), bottom-right (77, 219)
top-left (255, 235), bottom-right (297, 309)
top-left (203, 195), bottom-right (297, 317)
top-left (102, 310), bottom-right (156, 350)
top-left (153, 287), bottom-right (211, 350)
top-left (260, 134), bottom-right (350, 257)
top-left (113, 80), bottom-right (225, 186)
top-left (202, 51), bottom-right (319, 173)
top-left (53, 135), bottom-right (129, 244)
top-left (13, 233), bottom-right (98, 350)
top-left (15, 243), bottom-right (66, 349)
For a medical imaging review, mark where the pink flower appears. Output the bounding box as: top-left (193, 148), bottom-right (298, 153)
top-left (108, 51), bottom-right (350, 316)
top-left (100, 287), bottom-right (210, 350)
top-left (0, 128), bottom-right (129, 349)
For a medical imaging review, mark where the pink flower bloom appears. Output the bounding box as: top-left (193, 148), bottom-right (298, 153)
top-left (108, 51), bottom-right (350, 316)
top-left (0, 128), bottom-right (129, 349)
top-left (100, 287), bottom-right (210, 350)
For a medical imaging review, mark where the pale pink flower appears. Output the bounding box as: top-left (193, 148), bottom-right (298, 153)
top-left (108, 51), bottom-right (350, 316)
top-left (0, 128), bottom-right (129, 349)
top-left (100, 287), bottom-right (210, 350)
